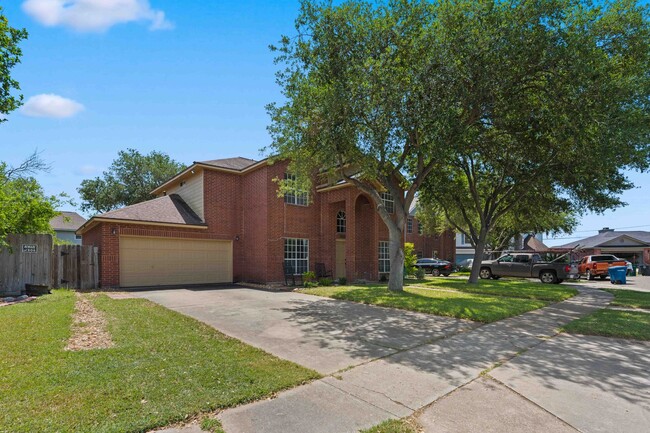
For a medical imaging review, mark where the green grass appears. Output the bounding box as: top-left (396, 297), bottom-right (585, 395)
top-left (361, 419), bottom-right (419, 433)
top-left (301, 283), bottom-right (549, 323)
top-left (419, 277), bottom-right (578, 302)
top-left (604, 289), bottom-right (650, 309)
top-left (0, 290), bottom-right (319, 433)
top-left (562, 309), bottom-right (650, 341)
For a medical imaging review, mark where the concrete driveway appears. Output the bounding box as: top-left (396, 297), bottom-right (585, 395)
top-left (133, 287), bottom-right (475, 374)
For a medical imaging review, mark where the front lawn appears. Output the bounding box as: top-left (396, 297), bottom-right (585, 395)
top-left (418, 277), bottom-right (577, 302)
top-left (0, 290), bottom-right (318, 433)
top-left (300, 283), bottom-right (549, 323)
top-left (561, 309), bottom-right (650, 341)
top-left (604, 289), bottom-right (650, 309)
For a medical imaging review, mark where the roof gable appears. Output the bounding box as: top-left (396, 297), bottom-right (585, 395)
top-left (599, 234), bottom-right (649, 247)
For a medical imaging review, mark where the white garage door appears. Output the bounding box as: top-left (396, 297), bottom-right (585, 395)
top-left (119, 236), bottom-right (232, 287)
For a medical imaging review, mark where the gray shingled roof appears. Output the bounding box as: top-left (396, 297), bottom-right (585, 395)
top-left (50, 211), bottom-right (87, 231)
top-left (97, 194), bottom-right (204, 225)
top-left (198, 157), bottom-right (258, 171)
top-left (556, 230), bottom-right (650, 249)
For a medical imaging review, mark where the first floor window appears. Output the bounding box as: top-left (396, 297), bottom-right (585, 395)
top-left (407, 218), bottom-right (413, 233)
top-left (336, 210), bottom-right (346, 233)
top-left (379, 241), bottom-right (390, 273)
top-left (284, 238), bottom-right (309, 274)
top-left (284, 173), bottom-right (309, 206)
top-left (380, 191), bottom-right (394, 214)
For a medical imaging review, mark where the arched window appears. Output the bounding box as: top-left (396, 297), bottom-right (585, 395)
top-left (336, 210), bottom-right (346, 233)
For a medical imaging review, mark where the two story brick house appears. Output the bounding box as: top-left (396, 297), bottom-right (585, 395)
top-left (77, 157), bottom-right (454, 288)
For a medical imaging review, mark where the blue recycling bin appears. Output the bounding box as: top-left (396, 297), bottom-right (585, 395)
top-left (608, 266), bottom-right (627, 285)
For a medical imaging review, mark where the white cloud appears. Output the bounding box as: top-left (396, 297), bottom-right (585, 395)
top-left (22, 0), bottom-right (173, 32)
top-left (75, 164), bottom-right (102, 176)
top-left (21, 94), bottom-right (85, 118)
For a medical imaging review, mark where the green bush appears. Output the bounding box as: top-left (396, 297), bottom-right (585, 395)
top-left (404, 242), bottom-right (417, 275)
top-left (318, 278), bottom-right (333, 286)
top-left (338, 277), bottom-right (347, 285)
top-left (414, 267), bottom-right (426, 279)
top-left (302, 271), bottom-right (317, 282)
top-left (304, 281), bottom-right (319, 288)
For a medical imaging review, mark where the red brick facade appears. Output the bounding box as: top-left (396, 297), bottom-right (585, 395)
top-left (83, 160), bottom-right (455, 287)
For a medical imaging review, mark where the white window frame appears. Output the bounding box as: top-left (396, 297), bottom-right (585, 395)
top-left (284, 238), bottom-right (309, 274)
top-left (380, 191), bottom-right (394, 214)
top-left (283, 173), bottom-right (309, 206)
top-left (407, 218), bottom-right (413, 234)
top-left (336, 210), bottom-right (346, 233)
top-left (461, 233), bottom-right (472, 246)
top-left (379, 241), bottom-right (390, 273)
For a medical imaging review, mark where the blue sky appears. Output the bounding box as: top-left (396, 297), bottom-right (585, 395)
top-left (1, 0), bottom-right (648, 246)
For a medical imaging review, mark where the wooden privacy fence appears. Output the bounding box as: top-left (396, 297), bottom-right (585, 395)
top-left (0, 234), bottom-right (98, 296)
top-left (0, 234), bottom-right (53, 297)
top-left (51, 244), bottom-right (99, 290)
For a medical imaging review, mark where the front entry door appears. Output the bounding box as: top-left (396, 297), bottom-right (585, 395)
top-left (336, 239), bottom-right (346, 279)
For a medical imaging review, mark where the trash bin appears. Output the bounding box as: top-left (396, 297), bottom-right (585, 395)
top-left (641, 265), bottom-right (650, 276)
top-left (608, 266), bottom-right (627, 284)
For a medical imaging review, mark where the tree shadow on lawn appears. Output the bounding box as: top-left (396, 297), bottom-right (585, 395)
top-left (276, 294), bottom-right (477, 359)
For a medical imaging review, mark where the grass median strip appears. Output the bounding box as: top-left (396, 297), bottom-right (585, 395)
top-left (0, 290), bottom-right (319, 433)
top-left (561, 309), bottom-right (650, 341)
top-left (300, 284), bottom-right (549, 323)
top-left (604, 289), bottom-right (650, 309)
top-left (418, 277), bottom-right (578, 302)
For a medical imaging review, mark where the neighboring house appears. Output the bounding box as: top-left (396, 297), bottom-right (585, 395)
top-left (77, 157), bottom-right (455, 288)
top-left (454, 232), bottom-right (545, 266)
top-left (455, 232), bottom-right (475, 266)
top-left (50, 211), bottom-right (87, 245)
top-left (555, 227), bottom-right (650, 267)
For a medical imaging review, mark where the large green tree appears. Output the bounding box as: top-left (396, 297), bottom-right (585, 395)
top-left (417, 0), bottom-right (650, 283)
top-left (268, 0), bottom-right (450, 291)
top-left (78, 149), bottom-right (186, 214)
top-left (0, 154), bottom-right (63, 245)
top-left (1, 7), bottom-right (27, 122)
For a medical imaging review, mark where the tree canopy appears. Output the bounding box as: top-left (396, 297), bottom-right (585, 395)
top-left (0, 154), bottom-right (63, 245)
top-left (417, 0), bottom-right (650, 282)
top-left (268, 0), bottom-right (449, 291)
top-left (1, 6), bottom-right (28, 122)
top-left (78, 149), bottom-right (186, 215)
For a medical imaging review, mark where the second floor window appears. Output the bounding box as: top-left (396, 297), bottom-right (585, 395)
top-left (380, 191), bottom-right (394, 214)
top-left (284, 173), bottom-right (308, 206)
top-left (418, 222), bottom-right (423, 235)
top-left (407, 218), bottom-right (413, 233)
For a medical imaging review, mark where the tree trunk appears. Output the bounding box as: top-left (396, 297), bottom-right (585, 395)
top-left (388, 225), bottom-right (405, 292)
top-left (468, 227), bottom-right (488, 284)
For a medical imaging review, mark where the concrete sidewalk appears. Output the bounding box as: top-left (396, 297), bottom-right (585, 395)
top-left (218, 288), bottom-right (616, 433)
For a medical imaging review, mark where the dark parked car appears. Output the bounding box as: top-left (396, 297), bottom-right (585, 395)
top-left (414, 258), bottom-right (454, 276)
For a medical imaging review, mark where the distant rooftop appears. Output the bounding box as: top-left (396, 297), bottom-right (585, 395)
top-left (50, 211), bottom-right (86, 232)
top-left (198, 157), bottom-right (258, 171)
top-left (556, 228), bottom-right (650, 249)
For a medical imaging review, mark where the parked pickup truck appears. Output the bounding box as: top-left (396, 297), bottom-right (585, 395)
top-left (480, 253), bottom-right (579, 284)
top-left (577, 255), bottom-right (627, 280)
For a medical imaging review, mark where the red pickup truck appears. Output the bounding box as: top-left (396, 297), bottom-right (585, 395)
top-left (578, 255), bottom-right (627, 280)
